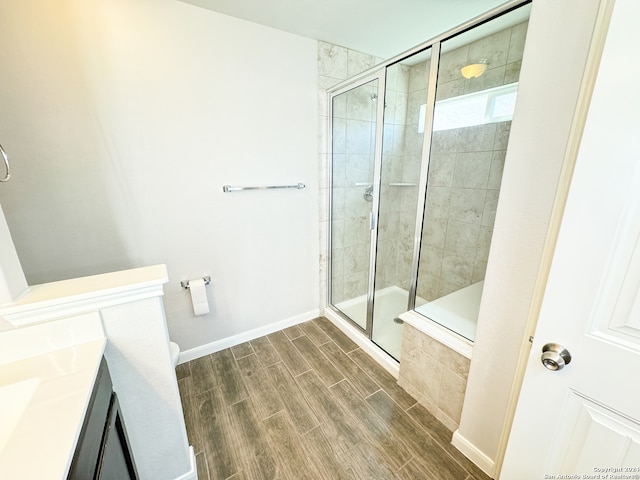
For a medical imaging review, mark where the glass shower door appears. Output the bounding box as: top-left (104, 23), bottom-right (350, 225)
top-left (330, 77), bottom-right (381, 330)
top-left (328, 2), bottom-right (531, 362)
top-left (371, 48), bottom-right (432, 360)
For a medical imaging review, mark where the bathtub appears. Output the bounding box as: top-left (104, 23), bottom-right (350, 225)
top-left (414, 281), bottom-right (483, 343)
top-left (401, 281), bottom-right (484, 359)
top-left (328, 281), bottom-right (482, 368)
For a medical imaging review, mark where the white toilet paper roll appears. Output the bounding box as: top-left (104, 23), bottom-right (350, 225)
top-left (189, 278), bottom-right (210, 316)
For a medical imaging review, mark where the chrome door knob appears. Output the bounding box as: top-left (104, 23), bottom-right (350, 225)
top-left (541, 343), bottom-right (572, 371)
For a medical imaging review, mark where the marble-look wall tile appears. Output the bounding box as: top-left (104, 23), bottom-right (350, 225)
top-left (424, 187), bottom-right (452, 219)
top-left (505, 61), bottom-right (522, 84)
top-left (472, 258), bottom-right (488, 283)
top-left (401, 155), bottom-right (422, 183)
top-left (416, 272), bottom-right (440, 302)
top-left (399, 324), bottom-right (471, 428)
top-left (438, 368), bottom-right (467, 421)
top-left (438, 45), bottom-right (470, 84)
top-left (453, 151), bottom-right (492, 189)
top-left (482, 189), bottom-right (500, 227)
top-left (331, 154), bottom-right (347, 188)
top-left (419, 245), bottom-right (444, 277)
top-left (407, 89), bottom-right (427, 126)
top-left (348, 217), bottom-right (374, 248)
top-left (344, 271), bottom-right (368, 299)
top-left (331, 118), bottom-right (347, 154)
top-left (449, 188), bottom-right (486, 224)
top-left (345, 119), bottom-right (375, 155)
top-left (488, 150), bottom-right (507, 190)
top-left (346, 85), bottom-right (376, 121)
top-left (318, 42), bottom-right (348, 79)
top-left (347, 49), bottom-right (378, 78)
top-left (345, 154), bottom-right (373, 185)
top-left (318, 153), bottom-right (330, 191)
top-left (345, 188), bottom-right (370, 217)
top-left (476, 226), bottom-right (494, 261)
top-left (507, 22), bottom-right (529, 64)
top-left (422, 216), bottom-right (447, 249)
top-left (444, 221), bottom-right (481, 258)
top-left (436, 78), bottom-right (465, 101)
top-left (494, 122), bottom-right (511, 150)
top-left (468, 28), bottom-right (512, 69)
top-left (409, 61), bottom-right (430, 93)
top-left (330, 275), bottom-right (344, 304)
top-left (427, 153), bottom-right (455, 187)
top-left (442, 252), bottom-right (474, 285)
top-left (331, 187), bottom-right (345, 219)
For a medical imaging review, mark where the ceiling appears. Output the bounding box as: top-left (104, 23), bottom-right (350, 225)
top-left (178, 0), bottom-right (512, 59)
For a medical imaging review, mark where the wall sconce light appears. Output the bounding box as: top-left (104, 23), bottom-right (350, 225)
top-left (460, 61), bottom-right (488, 79)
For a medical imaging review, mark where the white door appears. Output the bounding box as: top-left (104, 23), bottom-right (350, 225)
top-left (500, 0), bottom-right (640, 477)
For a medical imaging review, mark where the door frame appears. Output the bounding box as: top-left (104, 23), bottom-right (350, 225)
top-left (494, 0), bottom-right (616, 475)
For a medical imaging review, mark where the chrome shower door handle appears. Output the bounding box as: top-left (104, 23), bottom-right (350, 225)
top-left (541, 343), bottom-right (572, 371)
top-left (363, 184), bottom-right (373, 202)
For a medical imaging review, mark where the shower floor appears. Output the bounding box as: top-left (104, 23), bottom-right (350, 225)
top-left (334, 286), bottom-right (413, 360)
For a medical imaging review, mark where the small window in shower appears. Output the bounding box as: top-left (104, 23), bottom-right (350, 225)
top-left (432, 82), bottom-right (519, 131)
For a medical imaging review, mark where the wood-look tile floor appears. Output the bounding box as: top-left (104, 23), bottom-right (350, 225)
top-left (176, 317), bottom-right (491, 480)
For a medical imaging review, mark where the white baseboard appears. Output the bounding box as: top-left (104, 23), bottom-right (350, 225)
top-left (451, 430), bottom-right (495, 478)
top-left (177, 309), bottom-right (320, 363)
top-left (323, 307), bottom-right (399, 378)
top-left (174, 446), bottom-right (197, 480)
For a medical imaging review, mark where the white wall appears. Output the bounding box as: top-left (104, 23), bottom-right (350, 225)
top-left (0, 0), bottom-right (319, 351)
top-left (454, 0), bottom-right (603, 474)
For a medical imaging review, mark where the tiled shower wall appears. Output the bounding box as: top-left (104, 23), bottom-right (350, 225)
top-left (375, 62), bottom-right (424, 293)
top-left (318, 42), bottom-right (381, 306)
top-left (330, 81), bottom-right (376, 305)
top-left (417, 21), bottom-right (528, 302)
top-left (319, 20), bottom-right (529, 307)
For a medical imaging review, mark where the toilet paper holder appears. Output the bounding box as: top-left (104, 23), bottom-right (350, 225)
top-left (180, 276), bottom-right (211, 289)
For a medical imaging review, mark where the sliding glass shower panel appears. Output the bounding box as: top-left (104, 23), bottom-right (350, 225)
top-left (330, 79), bottom-right (379, 330)
top-left (371, 49), bottom-right (432, 360)
top-left (414, 5), bottom-right (531, 341)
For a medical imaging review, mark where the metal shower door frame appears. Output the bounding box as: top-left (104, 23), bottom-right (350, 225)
top-left (326, 0), bottom-right (532, 350)
top-left (327, 69), bottom-right (386, 338)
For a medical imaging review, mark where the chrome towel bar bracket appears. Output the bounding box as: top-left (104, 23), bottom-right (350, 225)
top-left (180, 276), bottom-right (211, 289)
top-left (222, 182), bottom-right (305, 193)
top-left (0, 143), bottom-right (11, 182)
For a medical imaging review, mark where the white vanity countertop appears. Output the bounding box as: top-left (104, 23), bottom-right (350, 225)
top-left (0, 312), bottom-right (107, 480)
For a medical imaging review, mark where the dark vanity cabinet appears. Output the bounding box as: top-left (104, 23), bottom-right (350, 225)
top-left (68, 358), bottom-right (138, 480)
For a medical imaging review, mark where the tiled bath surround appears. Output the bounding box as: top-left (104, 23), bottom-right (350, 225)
top-left (398, 323), bottom-right (470, 431)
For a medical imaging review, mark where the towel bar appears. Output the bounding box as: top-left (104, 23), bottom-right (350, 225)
top-left (222, 182), bottom-right (305, 193)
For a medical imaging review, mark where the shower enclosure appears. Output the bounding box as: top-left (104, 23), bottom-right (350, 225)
top-left (328, 0), bottom-right (531, 361)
